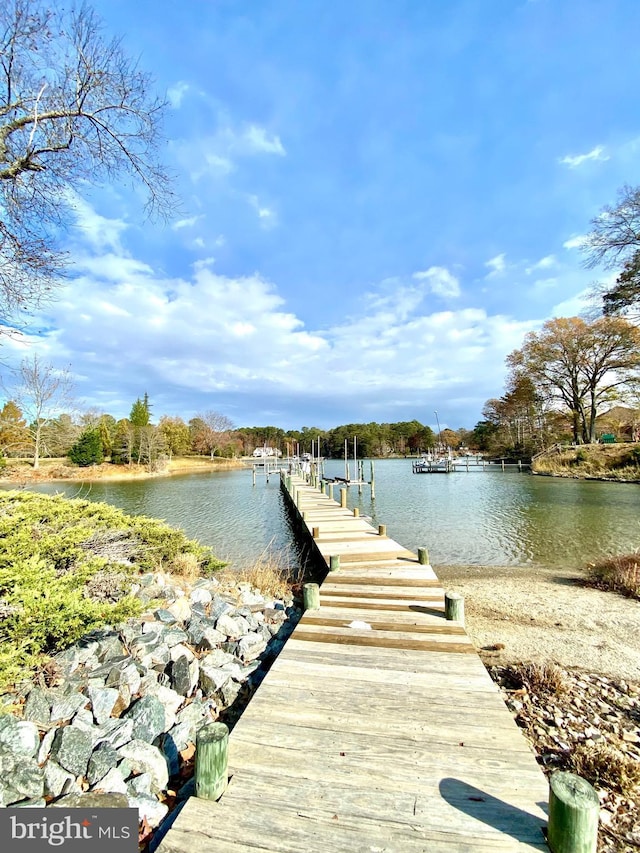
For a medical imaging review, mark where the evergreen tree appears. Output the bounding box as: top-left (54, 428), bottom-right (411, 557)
top-left (129, 395), bottom-right (151, 427)
top-left (68, 429), bottom-right (104, 467)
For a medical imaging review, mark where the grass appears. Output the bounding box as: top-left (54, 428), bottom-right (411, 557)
top-left (570, 741), bottom-right (640, 795)
top-left (586, 553), bottom-right (640, 599)
top-left (218, 542), bottom-right (303, 601)
top-left (504, 662), bottom-right (567, 697)
top-left (533, 443), bottom-right (640, 480)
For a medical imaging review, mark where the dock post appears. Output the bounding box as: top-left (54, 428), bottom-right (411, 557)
top-left (195, 721), bottom-right (229, 801)
top-left (328, 483), bottom-right (334, 501)
top-left (358, 460), bottom-right (363, 495)
top-left (303, 582), bottom-right (320, 610)
top-left (340, 488), bottom-right (347, 508)
top-left (418, 547), bottom-right (430, 565)
top-left (313, 526), bottom-right (320, 539)
top-left (320, 478), bottom-right (325, 492)
top-left (518, 459), bottom-right (522, 472)
top-left (547, 771), bottom-right (599, 853)
top-left (378, 524), bottom-right (387, 536)
top-left (370, 460), bottom-right (375, 499)
top-left (252, 466), bottom-right (256, 486)
top-left (285, 475), bottom-right (291, 492)
top-left (302, 511), bottom-right (307, 521)
top-left (330, 554), bottom-right (340, 572)
top-left (501, 459), bottom-right (505, 471)
top-left (353, 507), bottom-right (360, 517)
top-left (445, 591), bottom-right (464, 624)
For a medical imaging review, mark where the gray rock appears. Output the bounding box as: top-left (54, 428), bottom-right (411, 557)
top-left (127, 771), bottom-right (153, 798)
top-left (167, 597), bottom-right (191, 623)
top-left (23, 687), bottom-right (51, 725)
top-left (38, 726), bottom-right (58, 764)
top-left (51, 725), bottom-right (93, 776)
top-left (140, 684), bottom-right (182, 729)
top-left (216, 613), bottom-right (247, 639)
top-left (95, 766), bottom-right (128, 794)
top-left (0, 744), bottom-right (44, 804)
top-left (128, 793), bottom-right (168, 828)
top-left (130, 632), bottom-right (163, 660)
top-left (98, 634), bottom-right (126, 662)
top-left (124, 695), bottom-right (166, 743)
top-left (199, 662), bottom-right (232, 694)
top-left (169, 643), bottom-right (195, 663)
top-left (43, 759), bottom-right (76, 798)
top-left (94, 717), bottom-right (135, 750)
top-left (236, 633), bottom-right (267, 663)
top-left (154, 608), bottom-right (177, 625)
top-left (50, 791), bottom-right (129, 808)
top-left (218, 679), bottom-right (242, 706)
top-left (201, 648), bottom-right (235, 668)
top-left (117, 740), bottom-right (169, 792)
top-left (0, 719), bottom-right (40, 757)
top-left (50, 690), bottom-right (88, 723)
top-left (162, 627), bottom-right (189, 648)
top-left (190, 587), bottom-right (212, 605)
top-left (198, 627), bottom-right (227, 650)
top-left (87, 685), bottom-right (119, 724)
top-left (87, 741), bottom-right (120, 786)
top-left (170, 655), bottom-right (192, 696)
top-left (209, 597), bottom-right (232, 622)
top-left (165, 720), bottom-right (195, 752)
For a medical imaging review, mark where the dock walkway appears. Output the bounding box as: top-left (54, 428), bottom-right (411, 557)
top-left (158, 474), bottom-right (549, 853)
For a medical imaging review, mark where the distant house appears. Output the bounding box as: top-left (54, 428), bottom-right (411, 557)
top-left (252, 447), bottom-right (281, 458)
top-left (595, 406), bottom-right (640, 442)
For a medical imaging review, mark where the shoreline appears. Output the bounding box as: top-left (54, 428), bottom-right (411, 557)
top-left (0, 457), bottom-right (248, 486)
top-left (437, 562), bottom-right (640, 682)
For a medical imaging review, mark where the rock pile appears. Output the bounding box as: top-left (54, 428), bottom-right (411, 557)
top-left (0, 570), bottom-right (300, 845)
top-left (488, 664), bottom-right (640, 853)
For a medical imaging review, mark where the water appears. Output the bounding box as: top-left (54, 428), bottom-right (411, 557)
top-left (11, 460), bottom-right (640, 571)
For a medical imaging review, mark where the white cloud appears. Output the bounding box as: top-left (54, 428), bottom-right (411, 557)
top-left (167, 82), bottom-right (190, 108)
top-left (559, 145), bottom-right (609, 168)
top-left (248, 195), bottom-right (278, 228)
top-left (172, 215), bottom-right (203, 231)
top-left (485, 253), bottom-right (507, 277)
top-left (413, 266), bottom-right (461, 298)
top-left (563, 235), bottom-right (586, 250)
top-left (526, 255), bottom-right (556, 274)
top-left (243, 125), bottom-right (286, 156)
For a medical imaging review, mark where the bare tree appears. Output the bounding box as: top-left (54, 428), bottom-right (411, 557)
top-left (0, 0), bottom-right (173, 323)
top-left (7, 353), bottom-right (74, 467)
top-left (191, 411), bottom-right (235, 459)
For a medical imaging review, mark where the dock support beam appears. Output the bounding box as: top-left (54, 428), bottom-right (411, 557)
top-left (303, 582), bottom-right (320, 610)
top-left (418, 547), bottom-right (430, 565)
top-left (445, 591), bottom-right (464, 624)
top-left (547, 771), bottom-right (599, 853)
top-left (195, 722), bottom-right (229, 801)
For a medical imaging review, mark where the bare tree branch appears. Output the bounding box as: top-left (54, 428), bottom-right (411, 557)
top-left (0, 0), bottom-right (174, 326)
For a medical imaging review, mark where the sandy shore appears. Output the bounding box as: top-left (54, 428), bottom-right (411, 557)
top-left (437, 563), bottom-right (640, 682)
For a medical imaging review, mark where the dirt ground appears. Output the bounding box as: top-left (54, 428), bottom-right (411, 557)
top-left (437, 563), bottom-right (640, 682)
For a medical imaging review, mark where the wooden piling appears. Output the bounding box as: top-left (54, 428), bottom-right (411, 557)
top-left (195, 722), bottom-right (229, 801)
top-left (312, 526), bottom-right (320, 539)
top-left (303, 582), bottom-right (320, 611)
top-left (329, 554), bottom-right (340, 572)
top-left (340, 488), bottom-right (347, 508)
top-left (547, 771), bottom-right (599, 853)
top-left (328, 483), bottom-right (334, 501)
top-left (418, 547), bottom-right (430, 565)
top-left (378, 524), bottom-right (387, 536)
top-left (353, 507), bottom-right (359, 517)
top-left (445, 591), bottom-right (464, 624)
top-left (370, 460), bottom-right (375, 499)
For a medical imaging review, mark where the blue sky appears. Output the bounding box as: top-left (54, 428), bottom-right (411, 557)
top-left (6, 0), bottom-right (640, 432)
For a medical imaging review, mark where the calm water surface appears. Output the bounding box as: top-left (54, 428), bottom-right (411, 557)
top-left (14, 460), bottom-right (640, 571)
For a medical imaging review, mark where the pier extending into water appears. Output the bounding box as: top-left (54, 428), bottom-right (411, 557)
top-left (158, 473), bottom-right (550, 852)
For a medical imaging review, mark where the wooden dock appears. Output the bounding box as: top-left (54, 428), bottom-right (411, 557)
top-left (157, 474), bottom-right (549, 853)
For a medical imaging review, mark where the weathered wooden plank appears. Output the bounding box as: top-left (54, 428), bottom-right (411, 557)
top-left (292, 628), bottom-right (476, 653)
top-left (300, 614), bottom-right (465, 634)
top-left (323, 575), bottom-right (443, 587)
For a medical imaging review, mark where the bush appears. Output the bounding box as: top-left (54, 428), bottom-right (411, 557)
top-left (68, 429), bottom-right (104, 466)
top-left (0, 491), bottom-right (225, 688)
top-left (586, 553), bottom-right (640, 598)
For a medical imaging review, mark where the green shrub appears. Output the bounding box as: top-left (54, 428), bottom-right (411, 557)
top-left (0, 491), bottom-right (225, 689)
top-left (68, 429), bottom-right (104, 466)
